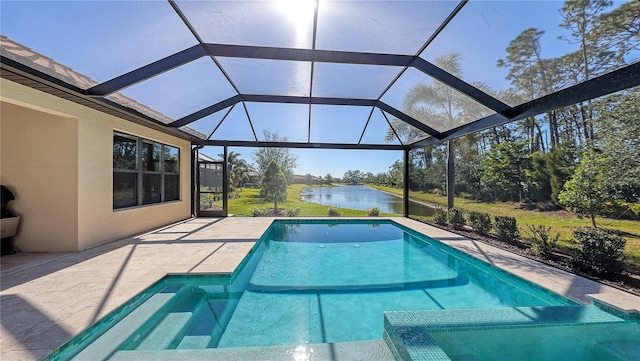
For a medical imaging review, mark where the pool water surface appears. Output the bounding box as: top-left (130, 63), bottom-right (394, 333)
top-left (218, 221), bottom-right (573, 348)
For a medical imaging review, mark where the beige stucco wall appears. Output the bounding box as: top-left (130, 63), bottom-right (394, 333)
top-left (1, 78), bottom-right (192, 252)
top-left (0, 101), bottom-right (79, 251)
top-left (76, 102), bottom-right (192, 250)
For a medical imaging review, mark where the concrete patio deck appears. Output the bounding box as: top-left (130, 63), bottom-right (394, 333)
top-left (1, 217), bottom-right (638, 360)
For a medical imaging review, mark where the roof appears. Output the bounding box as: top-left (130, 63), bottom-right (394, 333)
top-left (197, 153), bottom-right (221, 163)
top-left (1, 0), bottom-right (638, 150)
top-left (0, 35), bottom-right (206, 140)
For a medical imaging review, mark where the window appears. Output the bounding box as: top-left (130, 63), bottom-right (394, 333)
top-left (113, 132), bottom-right (180, 209)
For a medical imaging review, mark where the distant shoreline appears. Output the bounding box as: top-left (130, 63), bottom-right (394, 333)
top-left (364, 185), bottom-right (440, 210)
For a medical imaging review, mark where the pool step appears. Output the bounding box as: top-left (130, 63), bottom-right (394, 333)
top-left (175, 299), bottom-right (223, 349)
top-left (171, 296), bottom-right (239, 349)
top-left (206, 298), bottom-right (239, 347)
top-left (176, 335), bottom-right (211, 349)
top-left (383, 305), bottom-right (630, 361)
top-left (135, 288), bottom-right (206, 350)
top-left (71, 287), bottom-right (186, 361)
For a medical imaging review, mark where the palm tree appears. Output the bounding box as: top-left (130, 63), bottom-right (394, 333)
top-left (387, 53), bottom-right (493, 208)
top-left (219, 151), bottom-right (250, 191)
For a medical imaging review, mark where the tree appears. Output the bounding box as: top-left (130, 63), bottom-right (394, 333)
top-left (559, 0), bottom-right (621, 142)
top-left (374, 172), bottom-right (390, 185)
top-left (545, 143), bottom-right (578, 204)
top-left (527, 151), bottom-right (552, 202)
top-left (252, 130), bottom-right (299, 184)
top-left (343, 170), bottom-right (363, 184)
top-left (560, 0), bottom-right (616, 82)
top-left (498, 27), bottom-right (560, 148)
top-left (594, 0), bottom-right (640, 59)
top-left (304, 173), bottom-right (314, 185)
top-left (388, 160), bottom-right (403, 188)
top-left (591, 88), bottom-right (640, 204)
top-left (389, 53), bottom-right (492, 208)
top-left (324, 173), bottom-right (333, 185)
top-left (480, 141), bottom-right (530, 202)
top-left (455, 133), bottom-right (483, 198)
top-left (260, 160), bottom-right (288, 213)
top-left (558, 149), bottom-right (609, 227)
top-left (219, 151), bottom-right (250, 191)
top-left (553, 90), bottom-right (639, 223)
top-left (363, 172), bottom-right (375, 184)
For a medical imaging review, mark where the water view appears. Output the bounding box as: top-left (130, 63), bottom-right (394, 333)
top-left (300, 184), bottom-right (435, 217)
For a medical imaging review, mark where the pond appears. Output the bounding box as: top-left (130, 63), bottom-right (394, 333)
top-left (300, 184), bottom-right (436, 217)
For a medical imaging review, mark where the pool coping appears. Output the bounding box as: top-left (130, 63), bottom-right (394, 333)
top-left (1, 216), bottom-right (639, 360)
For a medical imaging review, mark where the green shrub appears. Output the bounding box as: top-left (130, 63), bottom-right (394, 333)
top-left (459, 192), bottom-right (473, 199)
top-left (526, 224), bottom-right (560, 259)
top-left (494, 216), bottom-right (519, 242)
top-left (433, 207), bottom-right (448, 226)
top-left (600, 201), bottom-right (640, 220)
top-left (200, 194), bottom-right (214, 210)
top-left (285, 207), bottom-right (301, 217)
top-left (447, 208), bottom-right (466, 230)
top-left (367, 207), bottom-right (380, 217)
top-left (327, 207), bottom-right (342, 217)
top-left (572, 228), bottom-right (626, 277)
top-left (468, 211), bottom-right (492, 235)
top-left (250, 207), bottom-right (267, 217)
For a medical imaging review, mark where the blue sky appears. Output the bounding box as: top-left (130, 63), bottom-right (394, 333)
top-left (200, 146), bottom-right (403, 178)
top-left (1, 0), bottom-right (631, 176)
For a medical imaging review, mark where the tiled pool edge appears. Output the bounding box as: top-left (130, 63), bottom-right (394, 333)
top-left (383, 326), bottom-right (451, 361)
top-left (383, 305), bottom-right (633, 361)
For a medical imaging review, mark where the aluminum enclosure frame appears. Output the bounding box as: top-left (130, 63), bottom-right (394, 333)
top-left (2, 0), bottom-right (639, 219)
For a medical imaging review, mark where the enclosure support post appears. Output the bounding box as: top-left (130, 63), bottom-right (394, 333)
top-left (446, 140), bottom-right (455, 210)
top-left (404, 148), bottom-right (410, 217)
top-left (191, 145), bottom-right (203, 217)
top-left (222, 145), bottom-right (229, 217)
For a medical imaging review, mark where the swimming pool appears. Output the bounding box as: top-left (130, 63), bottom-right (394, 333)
top-left (46, 220), bottom-right (638, 360)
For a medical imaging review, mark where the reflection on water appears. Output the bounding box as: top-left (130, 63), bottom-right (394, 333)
top-left (300, 184), bottom-right (435, 216)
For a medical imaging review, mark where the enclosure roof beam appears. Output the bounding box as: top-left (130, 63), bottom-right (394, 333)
top-left (198, 140), bottom-right (409, 151)
top-left (85, 45), bottom-right (206, 96)
top-left (168, 94), bottom-right (444, 139)
top-left (0, 56), bottom-right (194, 141)
top-left (412, 57), bottom-right (511, 113)
top-left (83, 42), bottom-right (505, 99)
top-left (409, 61), bottom-right (640, 149)
top-left (83, 44), bottom-right (416, 97)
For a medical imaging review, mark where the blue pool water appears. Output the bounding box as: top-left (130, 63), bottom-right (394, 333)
top-left (47, 220), bottom-right (639, 361)
top-left (220, 221), bottom-right (573, 348)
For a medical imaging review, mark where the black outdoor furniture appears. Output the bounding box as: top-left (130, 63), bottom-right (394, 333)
top-left (1, 185), bottom-right (20, 255)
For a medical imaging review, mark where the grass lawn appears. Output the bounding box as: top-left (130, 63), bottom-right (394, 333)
top-left (228, 184), bottom-right (395, 217)
top-left (368, 184), bottom-right (640, 270)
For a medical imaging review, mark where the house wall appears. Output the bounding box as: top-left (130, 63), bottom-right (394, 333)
top-left (0, 101), bottom-right (79, 252)
top-left (0, 78), bottom-right (192, 252)
top-left (76, 104), bottom-right (192, 250)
